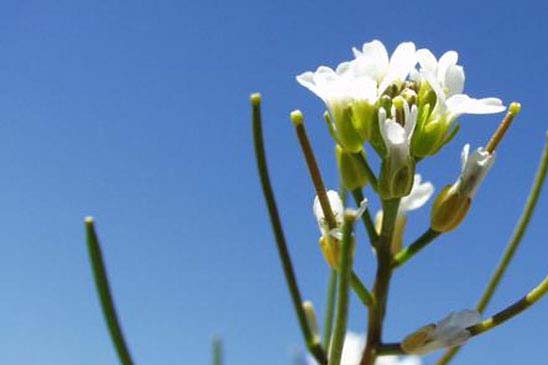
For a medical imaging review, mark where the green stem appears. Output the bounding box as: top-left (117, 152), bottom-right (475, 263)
top-left (212, 337), bottom-right (223, 365)
top-left (329, 214), bottom-right (356, 365)
top-left (351, 271), bottom-right (375, 308)
top-left (351, 189), bottom-right (379, 246)
top-left (353, 152), bottom-right (378, 192)
top-left (85, 218), bottom-right (134, 365)
top-left (251, 94), bottom-right (327, 365)
top-left (360, 199), bottom-right (400, 365)
top-left (323, 270), bottom-right (338, 350)
top-left (377, 343), bottom-right (404, 355)
top-left (392, 228), bottom-right (441, 268)
top-left (467, 272), bottom-right (548, 337)
top-left (437, 134), bottom-right (548, 365)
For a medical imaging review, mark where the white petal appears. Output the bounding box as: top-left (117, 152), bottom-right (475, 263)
top-left (313, 190), bottom-right (344, 233)
top-left (404, 105), bottom-right (418, 142)
top-left (460, 144), bottom-right (470, 173)
top-left (384, 120), bottom-right (406, 145)
top-left (446, 94), bottom-right (506, 116)
top-left (437, 50), bottom-right (458, 84)
top-left (400, 174), bottom-right (434, 212)
top-left (379, 42), bottom-right (417, 95)
top-left (340, 332), bottom-right (365, 365)
top-left (444, 65), bottom-right (465, 96)
top-left (416, 48), bottom-right (437, 72)
top-left (352, 40), bottom-right (389, 81)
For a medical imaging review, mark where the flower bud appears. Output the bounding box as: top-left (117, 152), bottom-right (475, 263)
top-left (377, 101), bottom-right (417, 199)
top-left (430, 144), bottom-right (494, 232)
top-left (319, 234), bottom-right (356, 269)
top-left (336, 145), bottom-right (368, 190)
top-left (329, 104), bottom-right (365, 153)
top-left (350, 101), bottom-right (377, 142)
top-left (378, 156), bottom-right (415, 199)
top-left (302, 301), bottom-right (321, 345)
top-left (430, 185), bottom-right (471, 233)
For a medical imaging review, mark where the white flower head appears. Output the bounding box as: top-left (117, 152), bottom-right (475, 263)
top-left (297, 63), bottom-right (377, 115)
top-left (399, 174), bottom-right (434, 214)
top-left (307, 332), bottom-right (423, 365)
top-left (353, 40), bottom-right (417, 100)
top-left (416, 48), bottom-right (505, 119)
top-left (452, 144), bottom-right (495, 198)
top-left (378, 101), bottom-right (418, 161)
top-left (313, 190), bottom-right (344, 235)
top-left (402, 309), bottom-right (481, 355)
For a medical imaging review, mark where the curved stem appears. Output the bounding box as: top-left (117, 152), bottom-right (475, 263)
top-left (252, 94), bottom-right (327, 364)
top-left (329, 214), bottom-right (356, 365)
top-left (85, 218), bottom-right (134, 365)
top-left (392, 229), bottom-right (441, 268)
top-left (438, 134), bottom-right (548, 365)
top-left (467, 272), bottom-right (548, 337)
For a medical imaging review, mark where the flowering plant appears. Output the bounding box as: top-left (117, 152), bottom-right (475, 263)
top-left (250, 40), bottom-right (548, 365)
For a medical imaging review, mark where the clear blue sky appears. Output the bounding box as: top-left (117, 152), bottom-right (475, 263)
top-left (0, 1), bottom-right (546, 364)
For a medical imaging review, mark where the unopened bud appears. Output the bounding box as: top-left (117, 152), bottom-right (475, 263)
top-left (378, 156), bottom-right (415, 199)
top-left (336, 145), bottom-right (368, 190)
top-left (302, 301), bottom-right (321, 345)
top-left (430, 185), bottom-right (471, 232)
top-left (319, 234), bottom-right (355, 270)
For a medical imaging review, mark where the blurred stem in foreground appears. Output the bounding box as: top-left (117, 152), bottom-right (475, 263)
top-left (85, 217), bottom-right (133, 365)
top-left (212, 336), bottom-right (223, 365)
top-left (438, 133), bottom-right (548, 365)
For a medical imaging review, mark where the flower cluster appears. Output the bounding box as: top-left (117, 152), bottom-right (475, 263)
top-left (297, 40), bottom-right (505, 199)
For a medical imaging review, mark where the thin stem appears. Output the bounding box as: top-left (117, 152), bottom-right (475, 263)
top-left (252, 94), bottom-right (327, 364)
top-left (392, 228), bottom-right (441, 268)
top-left (353, 152), bottom-right (378, 192)
top-left (351, 189), bottom-right (379, 246)
top-left (467, 272), bottom-right (548, 337)
top-left (329, 214), bottom-right (356, 365)
top-left (351, 271), bottom-right (375, 308)
top-left (85, 217), bottom-right (134, 365)
top-left (377, 343), bottom-right (404, 356)
top-left (212, 337), bottom-right (223, 365)
top-left (360, 199), bottom-right (400, 365)
top-left (292, 112), bottom-right (337, 230)
top-left (437, 134), bottom-right (548, 365)
top-left (323, 270), bottom-right (338, 350)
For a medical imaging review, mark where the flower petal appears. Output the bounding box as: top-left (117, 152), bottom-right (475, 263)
top-left (400, 174), bottom-right (434, 212)
top-left (436, 50), bottom-right (458, 84)
top-left (352, 39), bottom-right (389, 81)
top-left (379, 42), bottom-right (417, 95)
top-left (416, 48), bottom-right (437, 73)
top-left (444, 65), bottom-right (465, 96)
top-left (446, 94), bottom-right (506, 116)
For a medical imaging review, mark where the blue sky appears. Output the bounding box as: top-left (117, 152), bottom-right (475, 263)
top-left (0, 1), bottom-right (546, 364)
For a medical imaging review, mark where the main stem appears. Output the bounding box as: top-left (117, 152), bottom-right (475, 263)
top-left (360, 199), bottom-right (400, 365)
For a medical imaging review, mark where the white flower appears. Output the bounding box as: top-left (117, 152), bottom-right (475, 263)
top-left (399, 174), bottom-right (435, 214)
top-left (352, 40), bottom-right (417, 100)
top-left (415, 48), bottom-right (505, 118)
top-left (307, 332), bottom-right (423, 365)
top-left (402, 310), bottom-right (481, 355)
top-left (313, 190), bottom-right (344, 236)
top-left (297, 63), bottom-right (377, 115)
top-left (452, 144), bottom-right (495, 198)
top-left (378, 101), bottom-right (417, 161)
